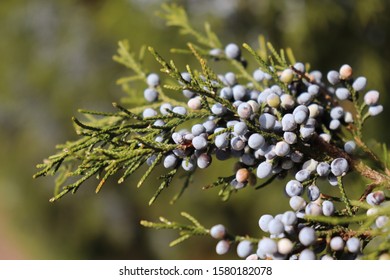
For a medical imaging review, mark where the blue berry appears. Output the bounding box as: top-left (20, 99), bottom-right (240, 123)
top-left (280, 94), bottom-right (295, 109)
top-left (282, 114), bottom-right (297, 132)
top-left (163, 154), bottom-right (178, 169)
top-left (253, 69), bottom-right (265, 81)
top-left (256, 161), bottom-right (273, 179)
top-left (283, 132), bottom-right (297, 145)
top-left (346, 237), bottom-right (361, 253)
top-left (211, 103), bottom-right (227, 116)
top-left (298, 227), bottom-right (317, 246)
top-left (182, 156), bottom-right (196, 171)
top-left (237, 240), bottom-right (253, 258)
top-left (307, 185), bottom-right (320, 201)
top-left (259, 113), bottom-right (276, 130)
top-left (203, 120), bottom-right (216, 133)
top-left (225, 43), bottom-right (241, 59)
top-left (281, 159), bottom-right (294, 170)
top-left (330, 158), bottom-right (349, 176)
top-left (329, 119), bottom-right (341, 130)
top-left (289, 196), bottom-right (307, 211)
top-left (308, 84), bottom-right (320, 96)
top-left (330, 236), bottom-right (345, 251)
top-left (366, 191), bottom-right (385, 206)
top-left (327, 70), bottom-right (340, 85)
top-left (319, 133), bottom-right (331, 143)
top-left (285, 180), bottom-right (304, 197)
top-left (344, 140), bottom-right (356, 154)
top-left (237, 102), bottom-right (253, 119)
top-left (328, 174), bottom-right (338, 186)
top-left (322, 200), bottom-right (335, 216)
top-left (258, 214), bottom-right (273, 232)
top-left (146, 73), bottom-right (160, 87)
top-left (290, 150), bottom-right (304, 163)
top-left (268, 219), bottom-right (284, 235)
top-left (368, 105), bottom-right (383, 116)
top-left (160, 103), bottom-right (172, 115)
top-left (321, 254), bottom-right (334, 260)
top-left (144, 88), bottom-right (158, 102)
top-left (230, 136), bottom-right (246, 151)
top-left (305, 202), bottom-right (323, 216)
top-left (375, 216), bottom-right (389, 228)
top-left (240, 153), bottom-right (255, 166)
top-left (257, 238), bottom-right (278, 255)
top-left (209, 48), bottom-right (223, 57)
top-left (293, 105), bottom-right (309, 124)
top-left (192, 135), bottom-right (208, 150)
top-left (216, 240), bottom-right (230, 255)
top-left (233, 122), bottom-right (248, 136)
top-left (300, 124), bottom-right (315, 140)
top-left (247, 100), bottom-right (260, 113)
top-left (197, 153), bottom-right (211, 169)
top-left (183, 89), bottom-right (195, 98)
top-left (274, 141), bottom-right (290, 157)
top-left (335, 87), bottom-right (350, 100)
top-left (258, 88), bottom-right (272, 104)
top-left (310, 70), bottom-right (322, 82)
top-left (210, 224), bottom-right (226, 239)
top-left (294, 62), bottom-right (305, 72)
top-left (230, 178), bottom-right (246, 189)
top-left (352, 76), bottom-right (367, 91)
top-left (172, 106), bottom-right (187, 115)
top-left (232, 84), bottom-right (246, 100)
top-left (302, 158), bottom-right (318, 172)
top-left (297, 92), bottom-right (313, 105)
top-left (153, 120), bottom-right (165, 127)
top-left (295, 169), bottom-right (311, 182)
top-left (281, 211), bottom-right (297, 226)
top-left (143, 108), bottom-right (158, 118)
top-left (224, 72), bottom-right (236, 86)
top-left (191, 124), bottom-right (206, 136)
top-left (215, 133), bottom-right (229, 149)
top-left (220, 87), bottom-right (233, 99)
top-left (330, 106), bottom-right (344, 119)
top-left (180, 72), bottom-right (191, 83)
top-left (146, 154), bottom-right (157, 166)
top-left (187, 97), bottom-right (202, 110)
top-left (248, 133), bottom-right (265, 149)
top-left (299, 249), bottom-right (316, 260)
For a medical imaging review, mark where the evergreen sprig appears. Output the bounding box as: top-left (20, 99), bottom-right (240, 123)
top-left (34, 3), bottom-right (390, 260)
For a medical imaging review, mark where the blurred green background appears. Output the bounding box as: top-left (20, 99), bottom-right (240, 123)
top-left (1, 0), bottom-right (389, 259)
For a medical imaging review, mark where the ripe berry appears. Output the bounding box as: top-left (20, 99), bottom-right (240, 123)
top-left (216, 240), bottom-right (230, 255)
top-left (146, 73), bottom-right (160, 87)
top-left (298, 227), bottom-right (317, 246)
top-left (225, 43), bottom-right (241, 59)
top-left (210, 224), bottom-right (226, 239)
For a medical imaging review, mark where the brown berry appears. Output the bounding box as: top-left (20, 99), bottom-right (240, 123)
top-left (236, 168), bottom-right (250, 183)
